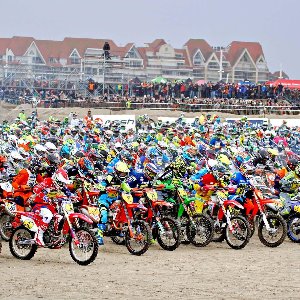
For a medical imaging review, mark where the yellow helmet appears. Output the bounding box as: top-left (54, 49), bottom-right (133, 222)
top-left (114, 161), bottom-right (130, 180)
top-left (267, 148), bottom-right (278, 157)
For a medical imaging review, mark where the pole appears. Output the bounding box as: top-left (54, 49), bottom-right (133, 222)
top-left (103, 53), bottom-right (106, 96)
top-left (219, 49), bottom-right (223, 81)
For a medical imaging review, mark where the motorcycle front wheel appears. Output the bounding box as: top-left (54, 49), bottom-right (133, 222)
top-left (258, 214), bottom-right (287, 247)
top-left (287, 214), bottom-right (300, 243)
top-left (156, 217), bottom-right (181, 251)
top-left (125, 220), bottom-right (151, 256)
top-left (225, 216), bottom-right (250, 250)
top-left (69, 227), bottom-right (98, 266)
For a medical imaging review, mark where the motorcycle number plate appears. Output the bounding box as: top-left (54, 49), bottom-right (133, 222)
top-left (147, 190), bottom-right (158, 201)
top-left (88, 207), bottom-right (100, 220)
top-left (294, 205), bottom-right (300, 213)
top-left (23, 219), bottom-right (34, 230)
top-left (122, 193), bottom-right (133, 204)
top-left (178, 189), bottom-right (187, 198)
top-left (5, 202), bottom-right (16, 212)
top-left (63, 202), bottom-right (74, 213)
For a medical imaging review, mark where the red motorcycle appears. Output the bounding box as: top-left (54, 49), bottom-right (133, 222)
top-left (9, 195), bottom-right (98, 265)
top-left (131, 186), bottom-right (181, 251)
top-left (204, 185), bottom-right (251, 250)
top-left (104, 185), bottom-right (152, 256)
top-left (242, 176), bottom-right (287, 247)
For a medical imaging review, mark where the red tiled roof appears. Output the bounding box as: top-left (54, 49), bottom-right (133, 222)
top-left (147, 39), bottom-right (167, 53)
top-left (184, 39), bottom-right (213, 61)
top-left (226, 41), bottom-right (264, 66)
top-left (9, 36), bottom-right (35, 56)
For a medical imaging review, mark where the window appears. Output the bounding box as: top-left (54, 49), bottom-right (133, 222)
top-left (7, 55), bottom-right (13, 62)
top-left (193, 52), bottom-right (202, 66)
top-left (32, 56), bottom-right (43, 64)
top-left (240, 53), bottom-right (249, 62)
top-left (126, 47), bottom-right (139, 59)
top-left (49, 57), bottom-right (57, 64)
top-left (70, 50), bottom-right (80, 64)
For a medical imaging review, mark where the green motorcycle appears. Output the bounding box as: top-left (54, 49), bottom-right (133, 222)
top-left (157, 180), bottom-right (213, 247)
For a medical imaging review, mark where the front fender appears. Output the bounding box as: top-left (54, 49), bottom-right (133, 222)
top-left (68, 212), bottom-right (94, 225)
top-left (224, 200), bottom-right (244, 210)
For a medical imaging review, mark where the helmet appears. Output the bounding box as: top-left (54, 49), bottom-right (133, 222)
top-left (295, 164), bottom-right (300, 176)
top-left (212, 164), bottom-right (228, 180)
top-left (53, 168), bottom-right (71, 185)
top-left (45, 142), bottom-right (57, 153)
top-left (78, 157), bottom-right (94, 173)
top-left (144, 163), bottom-right (159, 180)
top-left (119, 150), bottom-right (133, 164)
top-left (0, 155), bottom-right (7, 166)
top-left (240, 162), bottom-right (255, 175)
top-left (34, 144), bottom-right (47, 157)
top-left (50, 127), bottom-right (57, 135)
top-left (257, 149), bottom-right (269, 163)
top-left (287, 158), bottom-right (298, 171)
top-left (114, 142), bottom-right (123, 153)
top-left (47, 153), bottom-right (60, 166)
top-left (11, 151), bottom-right (24, 161)
top-left (114, 161), bottom-right (129, 180)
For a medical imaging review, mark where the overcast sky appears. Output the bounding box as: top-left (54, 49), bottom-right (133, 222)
top-left (1, 0), bottom-right (298, 78)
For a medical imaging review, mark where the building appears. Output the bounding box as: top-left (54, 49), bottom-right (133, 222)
top-left (0, 36), bottom-right (270, 92)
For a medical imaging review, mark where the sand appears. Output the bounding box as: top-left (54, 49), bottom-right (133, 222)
top-left (0, 103), bottom-right (299, 300)
top-left (0, 236), bottom-right (299, 300)
top-left (0, 103), bottom-right (298, 122)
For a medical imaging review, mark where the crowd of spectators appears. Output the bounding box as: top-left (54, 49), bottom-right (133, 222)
top-left (1, 80), bottom-right (300, 115)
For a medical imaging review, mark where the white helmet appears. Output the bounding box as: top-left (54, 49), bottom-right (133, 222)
top-left (45, 142), bottom-right (57, 152)
top-left (34, 144), bottom-right (47, 157)
top-left (11, 151), bottom-right (24, 161)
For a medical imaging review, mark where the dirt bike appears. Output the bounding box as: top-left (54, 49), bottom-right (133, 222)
top-left (276, 193), bottom-right (300, 243)
top-left (9, 196), bottom-right (98, 265)
top-left (163, 181), bottom-right (214, 247)
top-left (103, 184), bottom-right (152, 256)
top-left (131, 185), bottom-right (181, 251)
top-left (0, 181), bottom-right (29, 241)
top-left (204, 186), bottom-right (250, 250)
top-left (243, 176), bottom-right (287, 247)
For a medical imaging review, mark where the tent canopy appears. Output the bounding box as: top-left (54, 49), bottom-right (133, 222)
top-left (268, 79), bottom-right (300, 89)
top-left (196, 79), bottom-right (206, 85)
top-left (151, 76), bottom-right (167, 84)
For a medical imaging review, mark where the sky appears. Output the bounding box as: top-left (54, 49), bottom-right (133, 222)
top-left (1, 0), bottom-right (299, 78)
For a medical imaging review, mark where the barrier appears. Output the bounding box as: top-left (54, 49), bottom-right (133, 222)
top-left (36, 99), bottom-right (300, 116)
top-left (93, 115), bottom-right (136, 130)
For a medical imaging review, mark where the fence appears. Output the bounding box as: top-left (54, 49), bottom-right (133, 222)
top-left (37, 99), bottom-right (300, 116)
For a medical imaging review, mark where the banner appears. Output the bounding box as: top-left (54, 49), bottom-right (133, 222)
top-left (93, 115), bottom-right (136, 130)
top-left (226, 118), bottom-right (268, 127)
top-left (158, 117), bottom-right (196, 125)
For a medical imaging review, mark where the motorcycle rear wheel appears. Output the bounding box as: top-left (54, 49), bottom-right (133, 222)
top-left (0, 213), bottom-right (13, 241)
top-left (186, 214), bottom-right (214, 247)
top-left (69, 227), bottom-right (98, 266)
top-left (9, 226), bottom-right (37, 260)
top-left (125, 220), bottom-right (151, 256)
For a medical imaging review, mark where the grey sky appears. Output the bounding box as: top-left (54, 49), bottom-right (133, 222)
top-left (1, 0), bottom-right (299, 78)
